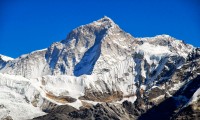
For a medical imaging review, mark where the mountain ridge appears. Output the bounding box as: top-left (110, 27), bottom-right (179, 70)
top-left (0, 16), bottom-right (199, 120)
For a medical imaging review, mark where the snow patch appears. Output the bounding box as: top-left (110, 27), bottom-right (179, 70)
top-left (188, 88), bottom-right (200, 104)
top-left (116, 96), bottom-right (137, 104)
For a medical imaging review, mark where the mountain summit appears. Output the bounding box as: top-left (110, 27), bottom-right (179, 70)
top-left (0, 17), bottom-right (199, 120)
top-left (92, 16), bottom-right (116, 27)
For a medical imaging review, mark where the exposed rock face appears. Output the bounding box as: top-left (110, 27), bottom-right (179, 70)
top-left (33, 105), bottom-right (77, 120)
top-left (187, 47), bottom-right (200, 61)
top-left (33, 101), bottom-right (136, 120)
top-left (173, 103), bottom-right (200, 120)
top-left (0, 16), bottom-right (199, 119)
top-left (137, 57), bottom-right (200, 120)
top-left (79, 91), bottom-right (123, 102)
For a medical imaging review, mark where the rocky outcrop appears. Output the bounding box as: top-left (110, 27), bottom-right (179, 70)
top-left (33, 101), bottom-right (136, 120)
top-left (33, 105), bottom-right (77, 120)
top-left (137, 57), bottom-right (200, 120)
top-left (79, 91), bottom-right (123, 102)
top-left (187, 47), bottom-right (200, 61)
top-left (173, 104), bottom-right (200, 120)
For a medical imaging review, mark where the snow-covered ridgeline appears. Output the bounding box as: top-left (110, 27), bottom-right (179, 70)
top-left (0, 54), bottom-right (14, 62)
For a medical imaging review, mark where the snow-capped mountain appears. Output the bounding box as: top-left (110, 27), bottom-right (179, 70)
top-left (0, 16), bottom-right (199, 120)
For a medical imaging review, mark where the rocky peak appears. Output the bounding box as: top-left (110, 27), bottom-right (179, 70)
top-left (46, 16), bottom-right (123, 76)
top-left (64, 16), bottom-right (119, 43)
top-left (93, 16), bottom-right (116, 27)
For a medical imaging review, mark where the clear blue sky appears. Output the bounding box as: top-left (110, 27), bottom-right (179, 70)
top-left (0, 0), bottom-right (200, 58)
